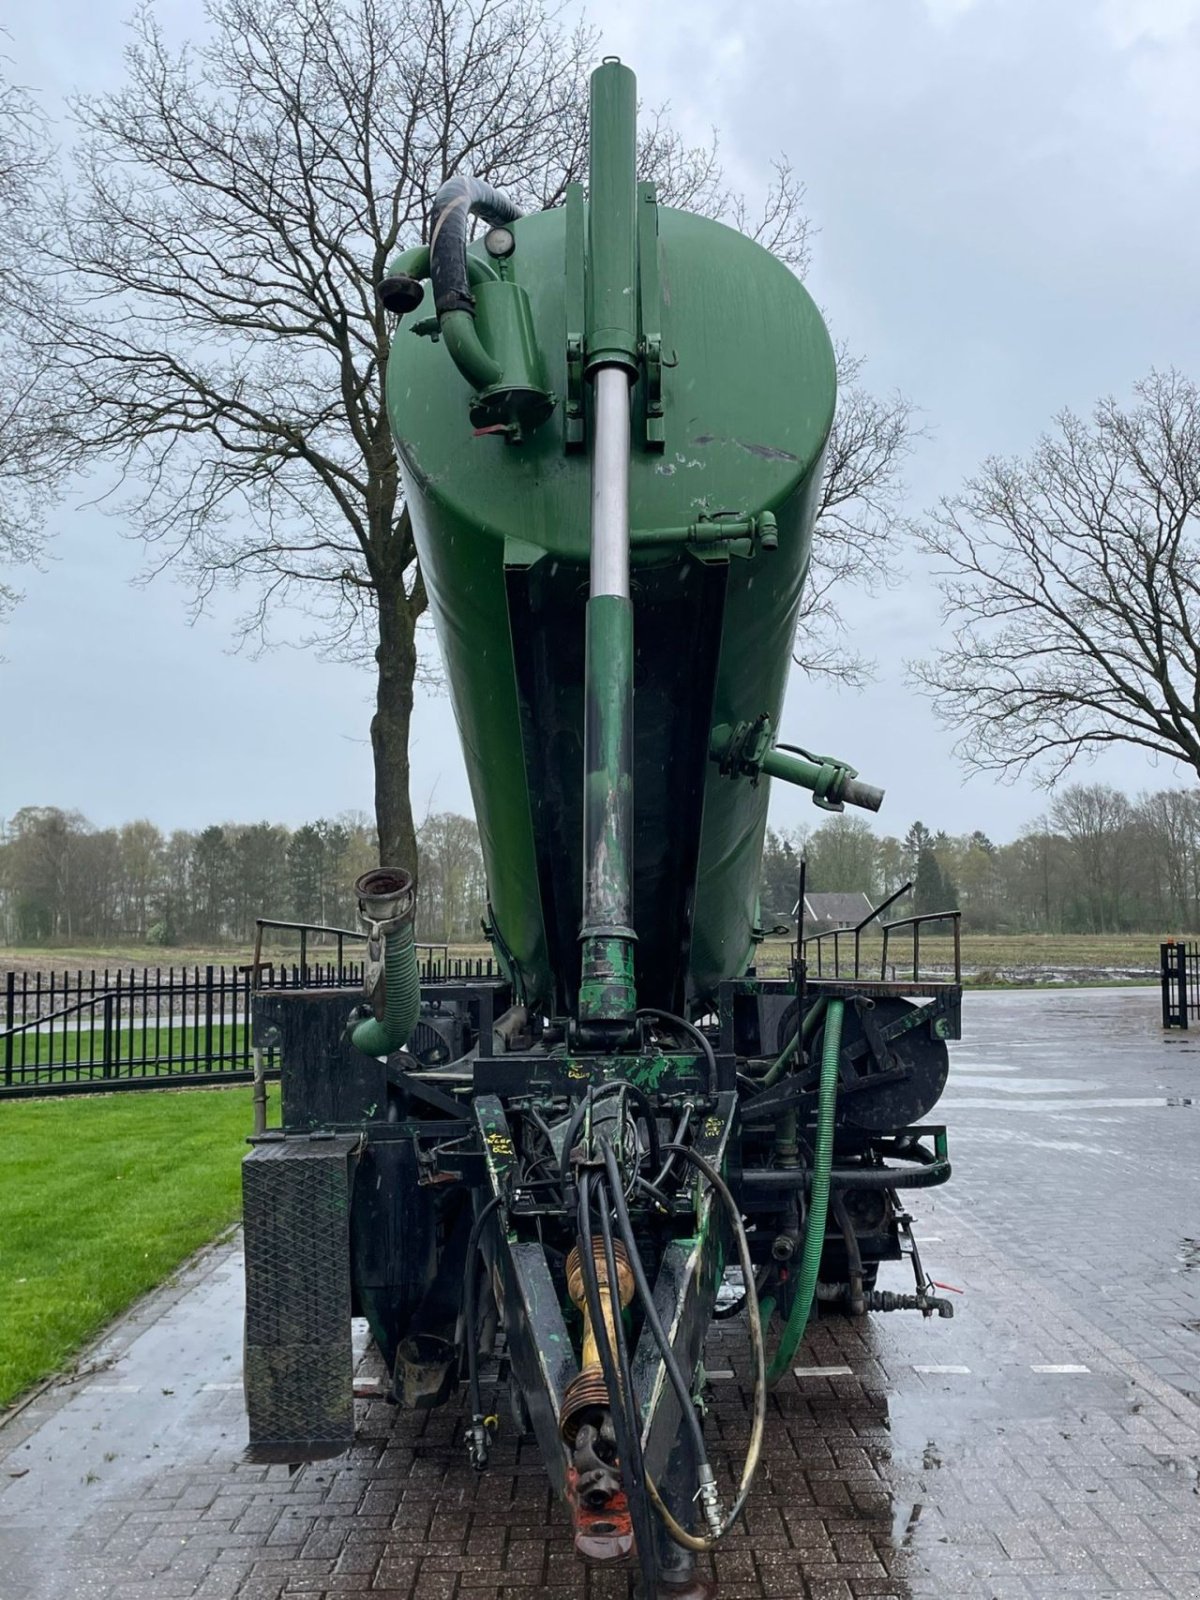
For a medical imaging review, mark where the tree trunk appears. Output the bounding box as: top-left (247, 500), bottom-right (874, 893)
top-left (371, 572), bottom-right (419, 874)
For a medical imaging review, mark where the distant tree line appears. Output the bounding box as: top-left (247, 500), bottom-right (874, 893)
top-left (4, 780), bottom-right (1198, 950)
top-left (0, 807), bottom-right (486, 947)
top-left (762, 782), bottom-right (1200, 934)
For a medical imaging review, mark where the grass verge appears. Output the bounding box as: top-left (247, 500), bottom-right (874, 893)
top-left (0, 1087), bottom-right (256, 1409)
top-left (8, 1022), bottom-right (251, 1078)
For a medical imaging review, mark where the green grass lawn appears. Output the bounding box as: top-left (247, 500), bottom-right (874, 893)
top-left (9, 1022), bottom-right (252, 1080)
top-left (0, 1087), bottom-right (257, 1408)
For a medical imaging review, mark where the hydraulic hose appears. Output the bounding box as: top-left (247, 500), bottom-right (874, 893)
top-left (636, 1008), bottom-right (718, 1096)
top-left (741, 1156), bottom-right (951, 1192)
top-left (462, 1196), bottom-right (502, 1429)
top-left (577, 1173), bottom-right (658, 1597)
top-left (762, 997), bottom-right (844, 1387)
top-left (557, 1080), bottom-right (663, 1186)
top-left (599, 1142), bottom-right (709, 1472)
top-left (643, 1142), bottom-right (766, 1552)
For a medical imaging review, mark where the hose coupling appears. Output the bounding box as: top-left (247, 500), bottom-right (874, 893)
top-left (464, 1413), bottom-right (496, 1472)
top-left (355, 867), bottom-right (416, 935)
top-left (695, 1462), bottom-right (724, 1540)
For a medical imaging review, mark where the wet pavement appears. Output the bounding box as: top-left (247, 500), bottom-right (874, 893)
top-left (3, 986), bottom-right (1200, 1600)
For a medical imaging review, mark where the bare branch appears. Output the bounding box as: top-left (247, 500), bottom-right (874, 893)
top-left (910, 368), bottom-right (1200, 784)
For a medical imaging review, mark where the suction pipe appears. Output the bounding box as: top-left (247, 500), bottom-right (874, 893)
top-left (348, 869), bottom-right (421, 1058)
top-left (761, 997), bottom-right (845, 1384)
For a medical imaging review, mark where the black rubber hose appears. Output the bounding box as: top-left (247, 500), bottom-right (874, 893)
top-left (594, 1172), bottom-right (657, 1598)
top-left (429, 175), bottom-right (521, 316)
top-left (600, 1140), bottom-right (708, 1469)
top-left (557, 1081), bottom-right (663, 1186)
top-left (650, 1104), bottom-right (693, 1192)
top-left (577, 1174), bottom-right (657, 1597)
top-left (636, 1009), bottom-right (718, 1096)
top-left (713, 1264), bottom-right (775, 1322)
top-left (650, 1141), bottom-right (767, 1549)
top-left (740, 1158), bottom-right (952, 1191)
top-left (462, 1195), bottom-right (502, 1422)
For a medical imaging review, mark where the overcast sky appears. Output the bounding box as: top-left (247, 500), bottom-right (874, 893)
top-left (3, 0), bottom-right (1200, 843)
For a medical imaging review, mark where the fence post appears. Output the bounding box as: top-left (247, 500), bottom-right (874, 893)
top-left (4, 971), bottom-right (13, 1088)
top-left (205, 965), bottom-right (215, 1069)
top-left (1161, 941), bottom-right (1188, 1029)
top-left (102, 993), bottom-right (114, 1079)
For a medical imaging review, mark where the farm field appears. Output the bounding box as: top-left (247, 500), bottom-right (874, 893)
top-left (1, 932), bottom-right (1182, 989)
top-left (757, 930), bottom-right (1175, 983)
top-left (0, 1087), bottom-right (259, 1409)
top-left (0, 939), bottom-right (482, 978)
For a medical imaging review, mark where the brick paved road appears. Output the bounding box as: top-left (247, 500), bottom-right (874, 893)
top-left (3, 987), bottom-right (1199, 1600)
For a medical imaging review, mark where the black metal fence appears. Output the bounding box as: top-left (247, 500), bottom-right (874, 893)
top-left (1161, 940), bottom-right (1200, 1028)
top-left (1, 942), bottom-right (497, 1098)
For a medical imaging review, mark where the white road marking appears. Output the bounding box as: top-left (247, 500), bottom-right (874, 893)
top-left (1031, 1363), bottom-right (1091, 1373)
top-left (793, 1365), bottom-right (853, 1378)
top-left (913, 1364), bottom-right (971, 1374)
top-left (201, 1382), bottom-right (242, 1391)
top-left (87, 1383), bottom-right (142, 1393)
top-left (914, 1236), bottom-right (943, 1243)
top-left (705, 1370), bottom-right (735, 1380)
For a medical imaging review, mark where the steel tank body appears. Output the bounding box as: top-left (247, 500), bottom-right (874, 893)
top-left (387, 203), bottom-right (835, 1011)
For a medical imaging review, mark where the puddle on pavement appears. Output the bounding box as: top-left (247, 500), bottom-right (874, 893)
top-left (946, 1096), bottom-right (1195, 1111)
top-left (950, 1074), bottom-right (1108, 1094)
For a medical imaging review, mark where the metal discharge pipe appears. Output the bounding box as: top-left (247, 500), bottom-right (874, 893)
top-left (577, 60), bottom-right (639, 1035)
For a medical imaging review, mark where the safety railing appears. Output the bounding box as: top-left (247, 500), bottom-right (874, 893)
top-left (800, 882), bottom-right (911, 980)
top-left (799, 892), bottom-right (962, 988)
top-left (879, 910), bottom-right (962, 985)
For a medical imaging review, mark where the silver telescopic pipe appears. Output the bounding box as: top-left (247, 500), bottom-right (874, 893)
top-left (590, 366), bottom-right (632, 598)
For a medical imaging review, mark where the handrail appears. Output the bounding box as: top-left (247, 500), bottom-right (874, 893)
top-left (252, 916), bottom-right (367, 990)
top-left (799, 881), bottom-right (914, 980)
top-left (880, 909), bottom-right (962, 985)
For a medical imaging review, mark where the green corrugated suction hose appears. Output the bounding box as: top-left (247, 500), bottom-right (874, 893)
top-left (761, 996), bottom-right (844, 1386)
top-left (348, 869), bottom-right (421, 1058)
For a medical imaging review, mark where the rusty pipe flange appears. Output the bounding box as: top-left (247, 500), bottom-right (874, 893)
top-left (561, 1367), bottom-right (612, 1447)
top-left (565, 1235), bottom-right (634, 1310)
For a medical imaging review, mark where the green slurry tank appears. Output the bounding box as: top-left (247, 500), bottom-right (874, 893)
top-left (241, 62), bottom-right (957, 1590)
top-left (383, 59), bottom-right (876, 1020)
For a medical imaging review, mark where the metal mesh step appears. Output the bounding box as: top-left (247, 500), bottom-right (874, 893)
top-left (242, 1135), bottom-right (359, 1461)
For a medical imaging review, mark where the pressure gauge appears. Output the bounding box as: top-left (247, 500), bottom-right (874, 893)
top-left (484, 226), bottom-right (516, 260)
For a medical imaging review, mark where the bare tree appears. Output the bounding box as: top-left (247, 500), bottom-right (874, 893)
top-left (0, 54), bottom-right (60, 626)
top-left (912, 370), bottom-right (1200, 784)
top-left (43, 0), bottom-right (913, 869)
top-left (1047, 783), bottom-right (1135, 934)
top-left (797, 349), bottom-right (917, 684)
